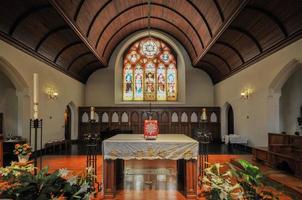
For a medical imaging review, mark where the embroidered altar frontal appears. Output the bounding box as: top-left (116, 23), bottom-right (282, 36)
top-left (103, 134), bottom-right (199, 160)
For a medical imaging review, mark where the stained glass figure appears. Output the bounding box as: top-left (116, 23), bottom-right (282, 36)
top-left (122, 37), bottom-right (177, 101)
top-left (157, 63), bottom-right (166, 100)
top-left (134, 64), bottom-right (143, 100)
top-left (123, 63), bottom-right (133, 100)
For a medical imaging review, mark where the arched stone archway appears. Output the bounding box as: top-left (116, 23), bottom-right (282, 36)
top-left (66, 101), bottom-right (78, 140)
top-left (0, 57), bottom-right (30, 138)
top-left (267, 59), bottom-right (302, 133)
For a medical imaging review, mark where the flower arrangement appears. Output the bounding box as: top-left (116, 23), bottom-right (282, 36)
top-left (13, 143), bottom-right (32, 156)
top-left (0, 164), bottom-right (98, 200)
top-left (202, 160), bottom-right (294, 200)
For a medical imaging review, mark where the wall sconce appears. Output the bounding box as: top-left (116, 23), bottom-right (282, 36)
top-left (47, 88), bottom-right (58, 100)
top-left (241, 88), bottom-right (253, 100)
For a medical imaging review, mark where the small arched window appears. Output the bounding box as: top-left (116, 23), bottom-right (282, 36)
top-left (123, 37), bottom-right (177, 101)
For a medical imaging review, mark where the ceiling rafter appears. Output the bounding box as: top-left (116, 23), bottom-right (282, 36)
top-left (9, 5), bottom-right (51, 35)
top-left (49, 0), bottom-right (107, 66)
top-left (207, 52), bottom-right (232, 72)
top-left (54, 41), bottom-right (82, 62)
top-left (79, 60), bottom-right (101, 74)
top-left (67, 51), bottom-right (92, 70)
top-left (215, 41), bottom-right (244, 63)
top-left (193, 0), bottom-right (249, 65)
top-left (86, 0), bottom-right (112, 37)
top-left (229, 26), bottom-right (263, 53)
top-left (94, 3), bottom-right (204, 50)
top-left (186, 0), bottom-right (213, 37)
top-left (212, 0), bottom-right (224, 22)
top-left (35, 26), bottom-right (69, 51)
top-left (73, 0), bottom-right (85, 21)
top-left (246, 5), bottom-right (288, 37)
top-left (102, 16), bottom-right (197, 58)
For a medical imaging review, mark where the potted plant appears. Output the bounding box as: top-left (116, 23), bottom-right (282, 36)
top-left (13, 143), bottom-right (32, 163)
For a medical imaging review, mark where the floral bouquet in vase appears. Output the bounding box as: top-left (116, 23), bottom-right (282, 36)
top-left (13, 143), bottom-right (32, 163)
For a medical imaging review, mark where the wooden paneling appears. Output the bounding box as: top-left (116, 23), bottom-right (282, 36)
top-left (199, 0), bottom-right (302, 83)
top-left (253, 133), bottom-right (302, 178)
top-left (78, 107), bottom-right (221, 142)
top-left (0, 0), bottom-right (103, 83)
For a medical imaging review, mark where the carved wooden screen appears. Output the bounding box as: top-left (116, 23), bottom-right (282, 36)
top-left (123, 37), bottom-right (177, 101)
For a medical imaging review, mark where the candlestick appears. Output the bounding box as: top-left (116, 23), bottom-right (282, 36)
top-left (90, 107), bottom-right (95, 120)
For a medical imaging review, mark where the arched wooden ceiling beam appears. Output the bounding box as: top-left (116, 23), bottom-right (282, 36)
top-left (102, 16), bottom-right (197, 58)
top-left (105, 27), bottom-right (195, 64)
top-left (215, 41), bottom-right (244, 63)
top-left (246, 6), bottom-right (288, 37)
top-left (35, 26), bottom-right (69, 51)
top-left (200, 60), bottom-right (223, 77)
top-left (79, 60), bottom-right (101, 74)
top-left (207, 52), bottom-right (232, 72)
top-left (86, 0), bottom-right (112, 37)
top-left (54, 41), bottom-right (82, 62)
top-left (213, 0), bottom-right (224, 22)
top-left (73, 0), bottom-right (85, 21)
top-left (93, 3), bottom-right (204, 49)
top-left (67, 52), bottom-right (92, 71)
top-left (9, 5), bottom-right (51, 35)
top-left (186, 0), bottom-right (213, 37)
top-left (229, 26), bottom-right (263, 52)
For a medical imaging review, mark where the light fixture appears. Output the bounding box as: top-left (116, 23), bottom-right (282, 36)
top-left (240, 88), bottom-right (253, 100)
top-left (47, 88), bottom-right (58, 100)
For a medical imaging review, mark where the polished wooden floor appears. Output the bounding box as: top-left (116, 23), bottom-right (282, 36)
top-left (37, 155), bottom-right (237, 200)
top-left (37, 155), bottom-right (295, 199)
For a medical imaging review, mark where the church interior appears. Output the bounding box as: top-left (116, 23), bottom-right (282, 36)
top-left (0, 0), bottom-right (302, 199)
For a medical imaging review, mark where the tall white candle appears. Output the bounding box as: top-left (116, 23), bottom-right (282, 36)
top-left (33, 73), bottom-right (39, 119)
top-left (90, 107), bottom-right (95, 120)
top-left (33, 73), bottom-right (39, 103)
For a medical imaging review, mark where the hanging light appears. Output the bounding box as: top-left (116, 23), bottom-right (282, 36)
top-left (147, 0), bottom-right (152, 39)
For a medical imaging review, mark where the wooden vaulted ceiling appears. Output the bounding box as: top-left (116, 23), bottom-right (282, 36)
top-left (0, 0), bottom-right (302, 83)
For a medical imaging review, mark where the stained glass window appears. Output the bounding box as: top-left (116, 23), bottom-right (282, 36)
top-left (123, 37), bottom-right (177, 101)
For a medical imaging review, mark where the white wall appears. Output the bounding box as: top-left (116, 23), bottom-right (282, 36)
top-left (280, 68), bottom-right (302, 134)
top-left (0, 40), bottom-right (85, 148)
top-left (0, 72), bottom-right (18, 135)
top-left (215, 39), bottom-right (302, 147)
top-left (86, 30), bottom-right (214, 107)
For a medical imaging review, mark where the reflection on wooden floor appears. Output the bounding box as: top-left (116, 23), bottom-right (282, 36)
top-left (37, 154), bottom-right (297, 199)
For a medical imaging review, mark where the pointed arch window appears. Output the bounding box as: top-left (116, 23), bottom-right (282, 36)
top-left (123, 37), bottom-right (177, 101)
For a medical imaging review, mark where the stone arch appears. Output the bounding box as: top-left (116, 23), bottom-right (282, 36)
top-left (0, 57), bottom-right (30, 139)
top-left (267, 59), bottom-right (302, 133)
top-left (67, 101), bottom-right (79, 140)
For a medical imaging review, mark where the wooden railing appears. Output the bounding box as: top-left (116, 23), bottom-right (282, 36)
top-left (78, 106), bottom-right (221, 142)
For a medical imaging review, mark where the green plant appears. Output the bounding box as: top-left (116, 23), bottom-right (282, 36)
top-left (203, 163), bottom-right (244, 200)
top-left (0, 164), bottom-right (97, 200)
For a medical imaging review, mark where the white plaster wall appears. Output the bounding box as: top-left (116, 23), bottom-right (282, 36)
top-left (215, 38), bottom-right (302, 147)
top-left (0, 72), bottom-right (18, 135)
top-left (0, 40), bottom-right (85, 148)
top-left (279, 68), bottom-right (302, 134)
top-left (86, 30), bottom-right (214, 106)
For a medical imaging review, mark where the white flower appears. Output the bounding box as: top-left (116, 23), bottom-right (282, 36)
top-left (67, 175), bottom-right (78, 186)
top-left (58, 168), bottom-right (70, 178)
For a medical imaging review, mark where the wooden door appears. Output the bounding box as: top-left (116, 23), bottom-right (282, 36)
top-left (64, 107), bottom-right (71, 140)
top-left (227, 105), bottom-right (234, 134)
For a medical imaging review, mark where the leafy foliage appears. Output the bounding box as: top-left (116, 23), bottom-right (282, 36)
top-left (0, 164), bottom-right (96, 200)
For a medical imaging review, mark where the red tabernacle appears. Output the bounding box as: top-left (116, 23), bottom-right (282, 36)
top-left (144, 120), bottom-right (159, 139)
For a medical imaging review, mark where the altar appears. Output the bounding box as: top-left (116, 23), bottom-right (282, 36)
top-left (102, 134), bottom-right (199, 198)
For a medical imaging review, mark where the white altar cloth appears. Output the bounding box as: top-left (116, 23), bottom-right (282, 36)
top-left (103, 134), bottom-right (199, 160)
